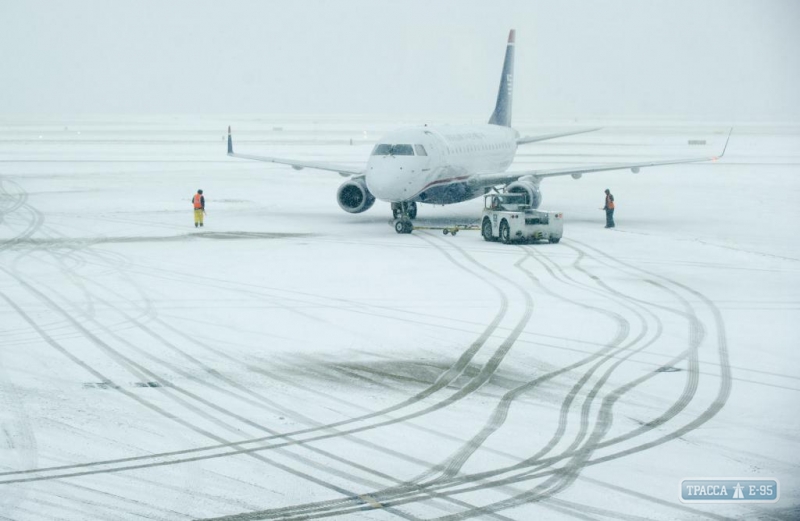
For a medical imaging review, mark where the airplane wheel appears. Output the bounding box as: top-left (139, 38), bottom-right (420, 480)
top-left (395, 220), bottom-right (406, 234)
top-left (391, 203), bottom-right (401, 219)
top-left (482, 218), bottom-right (494, 242)
top-left (499, 220), bottom-right (511, 244)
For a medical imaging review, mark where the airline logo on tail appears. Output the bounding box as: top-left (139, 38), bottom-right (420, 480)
top-left (488, 29), bottom-right (515, 128)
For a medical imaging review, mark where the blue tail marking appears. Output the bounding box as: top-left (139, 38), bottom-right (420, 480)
top-left (488, 30), bottom-right (515, 128)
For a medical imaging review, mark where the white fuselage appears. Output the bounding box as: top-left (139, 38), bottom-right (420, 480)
top-left (365, 124), bottom-right (519, 204)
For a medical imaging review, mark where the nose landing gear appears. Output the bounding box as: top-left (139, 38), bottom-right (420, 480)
top-left (392, 201), bottom-right (416, 234)
top-left (391, 201), bottom-right (417, 220)
top-left (394, 219), bottom-right (413, 234)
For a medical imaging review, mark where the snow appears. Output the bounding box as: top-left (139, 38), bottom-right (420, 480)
top-left (0, 116), bottom-right (798, 520)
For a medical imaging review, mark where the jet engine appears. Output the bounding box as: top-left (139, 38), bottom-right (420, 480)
top-left (337, 178), bottom-right (376, 214)
top-left (506, 180), bottom-right (542, 209)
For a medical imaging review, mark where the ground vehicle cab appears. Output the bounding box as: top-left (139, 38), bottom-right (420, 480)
top-left (481, 193), bottom-right (563, 244)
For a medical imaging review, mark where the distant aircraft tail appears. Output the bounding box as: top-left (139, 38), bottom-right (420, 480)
top-left (488, 29), bottom-right (515, 128)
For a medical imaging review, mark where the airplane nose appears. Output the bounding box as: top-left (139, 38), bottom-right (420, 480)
top-left (366, 162), bottom-right (414, 202)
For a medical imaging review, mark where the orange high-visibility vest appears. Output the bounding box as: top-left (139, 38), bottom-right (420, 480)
top-left (606, 194), bottom-right (615, 210)
top-left (193, 193), bottom-right (203, 209)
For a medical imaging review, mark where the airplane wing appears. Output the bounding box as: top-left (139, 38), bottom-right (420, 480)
top-left (226, 127), bottom-right (365, 177)
top-left (472, 128), bottom-right (732, 189)
top-left (516, 127), bottom-right (602, 145)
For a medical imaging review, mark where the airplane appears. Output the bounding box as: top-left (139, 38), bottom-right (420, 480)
top-left (227, 29), bottom-right (730, 234)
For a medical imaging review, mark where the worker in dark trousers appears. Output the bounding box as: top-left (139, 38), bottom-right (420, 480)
top-left (192, 189), bottom-right (205, 227)
top-left (603, 188), bottom-right (615, 228)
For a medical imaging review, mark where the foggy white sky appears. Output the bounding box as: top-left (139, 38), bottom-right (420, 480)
top-left (1, 0), bottom-right (798, 121)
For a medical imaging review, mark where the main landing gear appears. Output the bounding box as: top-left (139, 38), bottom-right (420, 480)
top-left (392, 201), bottom-right (417, 234)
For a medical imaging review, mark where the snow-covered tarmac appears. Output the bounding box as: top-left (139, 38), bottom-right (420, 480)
top-left (0, 117), bottom-right (798, 520)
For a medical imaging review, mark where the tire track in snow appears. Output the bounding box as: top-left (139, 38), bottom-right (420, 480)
top-left (0, 179), bottom-right (728, 520)
top-left (8, 230), bottom-right (410, 517)
top-left (0, 183), bottom-right (398, 517)
top-left (565, 239), bottom-right (732, 459)
top-left (267, 243), bottom-right (650, 519)
top-left (1, 230), bottom-right (527, 516)
top-left (0, 224), bottom-right (519, 485)
top-left (0, 203), bottom-right (527, 520)
top-left (407, 244), bottom-right (638, 490)
top-left (194, 241), bottom-right (633, 520)
top-left (0, 176), bottom-right (43, 517)
top-left (0, 234), bottom-right (612, 516)
top-left (229, 239), bottom-right (724, 521)
top-left (0, 271), bottom-right (403, 512)
top-left (456, 241), bottom-right (699, 519)
top-left (373, 240), bottom-right (729, 521)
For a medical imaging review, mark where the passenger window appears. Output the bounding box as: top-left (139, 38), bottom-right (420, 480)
top-left (414, 145), bottom-right (428, 156)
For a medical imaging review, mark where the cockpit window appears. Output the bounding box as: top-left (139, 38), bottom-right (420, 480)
top-left (372, 144), bottom-right (393, 155)
top-left (414, 145), bottom-right (427, 156)
top-left (391, 144), bottom-right (414, 155)
top-left (371, 144), bottom-right (415, 156)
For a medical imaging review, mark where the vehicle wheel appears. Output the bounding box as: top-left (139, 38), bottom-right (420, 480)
top-left (549, 237), bottom-right (561, 244)
top-left (442, 229), bottom-right (449, 235)
top-left (452, 230), bottom-right (458, 236)
top-left (499, 220), bottom-right (511, 244)
top-left (482, 218), bottom-right (494, 242)
top-left (394, 220), bottom-right (406, 234)
top-left (408, 202), bottom-right (417, 219)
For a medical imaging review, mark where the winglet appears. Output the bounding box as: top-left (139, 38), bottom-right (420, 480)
top-left (227, 126), bottom-right (233, 155)
top-left (711, 127), bottom-right (733, 162)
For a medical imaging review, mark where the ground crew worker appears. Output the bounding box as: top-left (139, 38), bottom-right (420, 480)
top-left (603, 188), bottom-right (615, 228)
top-left (192, 189), bottom-right (205, 227)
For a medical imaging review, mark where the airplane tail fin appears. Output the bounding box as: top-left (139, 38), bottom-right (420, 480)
top-left (488, 30), bottom-right (515, 128)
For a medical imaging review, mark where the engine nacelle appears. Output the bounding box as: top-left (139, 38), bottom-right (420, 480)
top-left (337, 178), bottom-right (376, 214)
top-left (506, 180), bottom-right (542, 209)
